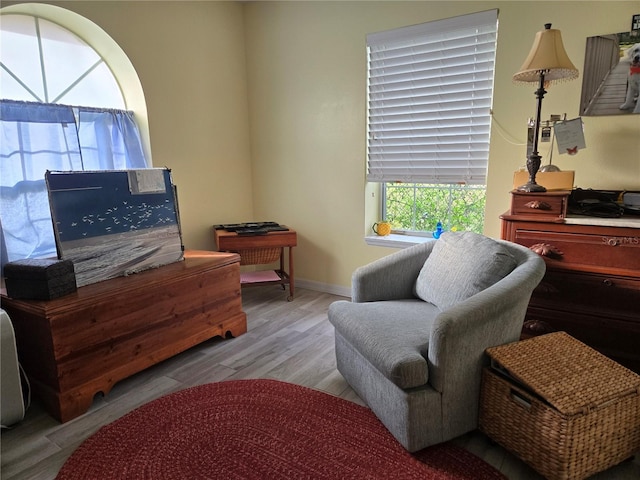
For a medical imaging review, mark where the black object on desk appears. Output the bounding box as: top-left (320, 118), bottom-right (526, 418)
top-left (213, 222), bottom-right (290, 236)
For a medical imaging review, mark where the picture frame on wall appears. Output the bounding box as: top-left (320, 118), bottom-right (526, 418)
top-left (579, 28), bottom-right (640, 116)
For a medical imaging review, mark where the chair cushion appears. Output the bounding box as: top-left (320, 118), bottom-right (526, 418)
top-left (328, 299), bottom-right (439, 389)
top-left (414, 231), bottom-right (517, 310)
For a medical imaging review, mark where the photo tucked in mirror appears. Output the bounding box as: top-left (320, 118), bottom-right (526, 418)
top-left (580, 31), bottom-right (640, 116)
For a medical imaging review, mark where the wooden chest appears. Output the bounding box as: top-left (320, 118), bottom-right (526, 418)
top-left (0, 251), bottom-right (246, 422)
top-left (501, 191), bottom-right (640, 373)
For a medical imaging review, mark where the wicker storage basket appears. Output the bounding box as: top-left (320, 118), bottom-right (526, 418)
top-left (234, 247), bottom-right (281, 265)
top-left (479, 332), bottom-right (640, 480)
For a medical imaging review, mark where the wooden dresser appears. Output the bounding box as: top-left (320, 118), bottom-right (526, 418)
top-left (0, 250), bottom-right (247, 422)
top-left (501, 191), bottom-right (640, 373)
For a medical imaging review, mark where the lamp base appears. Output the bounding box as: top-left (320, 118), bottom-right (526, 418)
top-left (518, 152), bottom-right (546, 192)
top-left (517, 181), bottom-right (547, 192)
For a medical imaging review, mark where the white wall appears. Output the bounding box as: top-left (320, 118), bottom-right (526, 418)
top-left (244, 1), bottom-right (640, 290)
top-left (36, 1), bottom-right (257, 251)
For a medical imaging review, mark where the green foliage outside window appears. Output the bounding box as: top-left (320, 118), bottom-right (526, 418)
top-left (384, 183), bottom-right (486, 234)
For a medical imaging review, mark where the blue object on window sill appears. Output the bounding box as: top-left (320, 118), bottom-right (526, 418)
top-left (432, 222), bottom-right (444, 239)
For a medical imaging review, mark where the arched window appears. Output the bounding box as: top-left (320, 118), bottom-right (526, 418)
top-left (0, 5), bottom-right (151, 268)
top-left (1, 14), bottom-right (125, 107)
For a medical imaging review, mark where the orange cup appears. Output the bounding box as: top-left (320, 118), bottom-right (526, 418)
top-left (372, 222), bottom-right (391, 236)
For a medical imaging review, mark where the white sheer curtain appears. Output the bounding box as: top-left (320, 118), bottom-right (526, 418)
top-left (0, 100), bottom-right (149, 269)
top-left (76, 108), bottom-right (147, 170)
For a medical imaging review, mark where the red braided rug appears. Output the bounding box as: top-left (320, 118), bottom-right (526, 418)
top-left (56, 379), bottom-right (505, 479)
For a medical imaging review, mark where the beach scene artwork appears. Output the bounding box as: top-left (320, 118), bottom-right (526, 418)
top-left (46, 168), bottom-right (184, 287)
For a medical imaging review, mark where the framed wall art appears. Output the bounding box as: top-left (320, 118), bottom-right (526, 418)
top-left (46, 168), bottom-right (184, 287)
top-left (580, 26), bottom-right (640, 116)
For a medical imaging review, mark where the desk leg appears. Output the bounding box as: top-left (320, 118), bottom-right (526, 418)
top-left (280, 247), bottom-right (285, 277)
top-left (288, 246), bottom-right (295, 301)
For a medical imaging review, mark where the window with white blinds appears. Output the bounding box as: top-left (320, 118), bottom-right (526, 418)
top-left (367, 9), bottom-right (498, 184)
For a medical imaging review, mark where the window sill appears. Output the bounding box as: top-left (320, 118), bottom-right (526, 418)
top-left (365, 233), bottom-right (436, 249)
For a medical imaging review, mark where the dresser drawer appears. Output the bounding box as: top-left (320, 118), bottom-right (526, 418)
top-left (531, 270), bottom-right (640, 322)
top-left (512, 226), bottom-right (640, 273)
top-left (525, 305), bottom-right (640, 372)
top-left (527, 270), bottom-right (640, 371)
top-left (510, 191), bottom-right (569, 218)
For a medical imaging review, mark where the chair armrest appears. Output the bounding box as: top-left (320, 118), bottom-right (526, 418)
top-left (427, 251), bottom-right (546, 392)
top-left (352, 241), bottom-right (435, 302)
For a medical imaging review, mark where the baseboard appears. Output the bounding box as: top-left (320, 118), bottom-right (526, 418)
top-left (296, 278), bottom-right (350, 299)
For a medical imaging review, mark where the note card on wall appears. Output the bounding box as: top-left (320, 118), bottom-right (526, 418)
top-left (554, 118), bottom-right (586, 155)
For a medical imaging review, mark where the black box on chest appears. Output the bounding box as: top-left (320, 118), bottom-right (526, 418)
top-left (4, 258), bottom-right (77, 300)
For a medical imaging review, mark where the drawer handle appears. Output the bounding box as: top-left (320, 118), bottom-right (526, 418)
top-left (603, 279), bottom-right (614, 287)
top-left (530, 243), bottom-right (563, 258)
top-left (524, 200), bottom-right (552, 210)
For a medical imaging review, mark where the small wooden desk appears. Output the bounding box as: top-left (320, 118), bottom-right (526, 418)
top-left (214, 227), bottom-right (297, 301)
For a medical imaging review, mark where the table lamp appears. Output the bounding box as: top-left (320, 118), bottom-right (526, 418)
top-left (513, 23), bottom-right (578, 192)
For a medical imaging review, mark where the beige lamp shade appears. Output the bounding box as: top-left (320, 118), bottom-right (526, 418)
top-left (513, 24), bottom-right (578, 84)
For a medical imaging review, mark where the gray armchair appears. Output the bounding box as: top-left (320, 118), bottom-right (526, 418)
top-left (328, 231), bottom-right (545, 452)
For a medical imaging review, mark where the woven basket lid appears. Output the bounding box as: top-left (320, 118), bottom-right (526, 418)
top-left (486, 332), bottom-right (640, 415)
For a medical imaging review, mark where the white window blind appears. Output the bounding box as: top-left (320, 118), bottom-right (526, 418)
top-left (367, 9), bottom-right (498, 184)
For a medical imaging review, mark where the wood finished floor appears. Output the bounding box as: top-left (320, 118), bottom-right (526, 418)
top-left (1, 286), bottom-right (639, 480)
